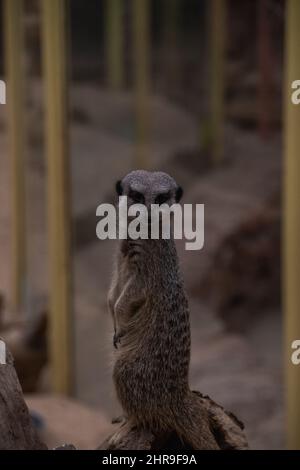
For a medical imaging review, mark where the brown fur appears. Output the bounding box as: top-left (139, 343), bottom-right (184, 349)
top-left (107, 171), bottom-right (220, 448)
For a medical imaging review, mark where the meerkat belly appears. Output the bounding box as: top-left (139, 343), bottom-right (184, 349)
top-left (113, 341), bottom-right (188, 420)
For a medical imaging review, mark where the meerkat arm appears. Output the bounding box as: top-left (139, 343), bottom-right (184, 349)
top-left (108, 272), bottom-right (146, 348)
top-left (107, 270), bottom-right (122, 334)
top-left (113, 277), bottom-right (146, 343)
top-left (115, 278), bottom-right (145, 317)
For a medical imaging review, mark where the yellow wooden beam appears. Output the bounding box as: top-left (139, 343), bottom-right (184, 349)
top-left (163, 0), bottom-right (180, 93)
top-left (106, 0), bottom-right (124, 90)
top-left (284, 0), bottom-right (300, 450)
top-left (133, 0), bottom-right (150, 169)
top-left (4, 0), bottom-right (26, 313)
top-left (210, 0), bottom-right (226, 165)
top-left (257, 0), bottom-right (274, 139)
top-left (41, 0), bottom-right (73, 395)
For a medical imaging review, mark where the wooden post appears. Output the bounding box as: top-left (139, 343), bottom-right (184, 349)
top-left (4, 0), bottom-right (26, 313)
top-left (199, 0), bottom-right (212, 153)
top-left (163, 0), bottom-right (180, 95)
top-left (210, 0), bottom-right (226, 165)
top-left (106, 0), bottom-right (124, 90)
top-left (133, 0), bottom-right (150, 169)
top-left (257, 0), bottom-right (275, 139)
top-left (284, 0), bottom-right (300, 450)
top-left (41, 0), bottom-right (73, 395)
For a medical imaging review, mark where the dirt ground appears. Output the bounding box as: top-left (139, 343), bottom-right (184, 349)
top-left (0, 83), bottom-right (284, 449)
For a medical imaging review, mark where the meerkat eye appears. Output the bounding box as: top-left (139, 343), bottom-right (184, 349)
top-left (155, 192), bottom-right (170, 205)
top-left (129, 190), bottom-right (145, 204)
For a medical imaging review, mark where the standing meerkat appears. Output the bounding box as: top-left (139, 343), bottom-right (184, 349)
top-left (107, 170), bottom-right (248, 449)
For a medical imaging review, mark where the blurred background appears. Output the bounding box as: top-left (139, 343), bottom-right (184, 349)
top-left (0, 0), bottom-right (298, 450)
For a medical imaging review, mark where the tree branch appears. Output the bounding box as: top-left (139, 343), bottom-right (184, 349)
top-left (0, 343), bottom-right (47, 450)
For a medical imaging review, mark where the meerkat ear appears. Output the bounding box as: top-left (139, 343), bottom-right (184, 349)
top-left (175, 186), bottom-right (183, 202)
top-left (116, 180), bottom-right (123, 195)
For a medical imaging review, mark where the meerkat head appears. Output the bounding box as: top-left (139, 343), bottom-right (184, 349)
top-left (115, 170), bottom-right (183, 210)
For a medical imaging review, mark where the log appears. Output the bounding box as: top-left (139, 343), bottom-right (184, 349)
top-left (99, 391), bottom-right (249, 450)
top-left (0, 342), bottom-right (47, 449)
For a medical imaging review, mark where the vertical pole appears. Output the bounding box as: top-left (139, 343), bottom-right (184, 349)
top-left (41, 0), bottom-right (73, 395)
top-left (199, 0), bottom-right (211, 153)
top-left (284, 0), bottom-right (300, 450)
top-left (210, 0), bottom-right (226, 165)
top-left (257, 0), bottom-right (274, 139)
top-left (4, 0), bottom-right (26, 313)
top-left (106, 0), bottom-right (124, 90)
top-left (133, 0), bottom-right (150, 169)
top-left (163, 0), bottom-right (180, 95)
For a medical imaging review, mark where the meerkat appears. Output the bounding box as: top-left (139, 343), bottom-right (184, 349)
top-left (107, 170), bottom-right (246, 449)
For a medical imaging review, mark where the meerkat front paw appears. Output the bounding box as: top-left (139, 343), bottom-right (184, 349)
top-left (112, 414), bottom-right (127, 424)
top-left (113, 332), bottom-right (123, 349)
